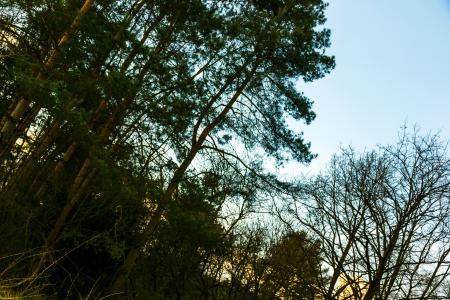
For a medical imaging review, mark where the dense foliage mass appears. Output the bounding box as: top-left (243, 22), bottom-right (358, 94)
top-left (0, 0), bottom-right (333, 298)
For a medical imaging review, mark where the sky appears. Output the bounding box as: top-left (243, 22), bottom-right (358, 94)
top-left (290, 0), bottom-right (450, 175)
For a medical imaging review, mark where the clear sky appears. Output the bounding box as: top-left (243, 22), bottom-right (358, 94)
top-left (290, 0), bottom-right (450, 175)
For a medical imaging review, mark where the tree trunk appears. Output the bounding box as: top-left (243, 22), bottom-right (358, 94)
top-left (0, 0), bottom-right (94, 158)
top-left (106, 63), bottom-right (258, 296)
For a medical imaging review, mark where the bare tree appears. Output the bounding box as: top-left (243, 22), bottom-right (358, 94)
top-left (280, 130), bottom-right (450, 300)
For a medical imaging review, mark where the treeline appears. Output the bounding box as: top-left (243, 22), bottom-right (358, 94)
top-left (0, 0), bottom-right (449, 299)
top-left (1, 0), bottom-right (332, 298)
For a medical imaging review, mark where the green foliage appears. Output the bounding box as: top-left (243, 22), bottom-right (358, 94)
top-left (0, 0), bottom-right (334, 297)
top-left (264, 232), bottom-right (323, 299)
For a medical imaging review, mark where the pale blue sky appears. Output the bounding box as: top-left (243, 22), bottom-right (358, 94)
top-left (292, 0), bottom-right (450, 175)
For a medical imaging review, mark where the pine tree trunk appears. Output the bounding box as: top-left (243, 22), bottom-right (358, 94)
top-left (39, 19), bottom-right (181, 245)
top-left (106, 64), bottom-right (257, 296)
top-left (0, 0), bottom-right (94, 158)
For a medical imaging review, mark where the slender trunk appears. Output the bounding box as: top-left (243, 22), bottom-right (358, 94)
top-left (41, 67), bottom-right (204, 245)
top-left (45, 0), bottom-right (95, 69)
top-left (119, 12), bottom-right (165, 73)
top-left (40, 15), bottom-right (180, 247)
top-left (420, 247), bottom-right (450, 299)
top-left (383, 222), bottom-right (417, 297)
top-left (0, 119), bottom-right (63, 201)
top-left (106, 63), bottom-right (258, 296)
top-left (0, 98), bottom-right (33, 159)
top-left (30, 141), bottom-right (79, 200)
top-left (12, 9), bottom-right (157, 201)
top-left (45, 166), bottom-right (97, 248)
top-left (326, 208), bottom-right (366, 299)
top-left (0, 0), bottom-right (94, 157)
top-left (41, 83), bottom-right (141, 248)
top-left (363, 226), bottom-right (402, 300)
top-left (1, 0), bottom-right (150, 164)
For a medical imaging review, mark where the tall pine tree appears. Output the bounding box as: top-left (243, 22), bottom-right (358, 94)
top-left (0, 0), bottom-right (334, 297)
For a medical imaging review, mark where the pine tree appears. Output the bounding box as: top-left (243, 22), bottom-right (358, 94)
top-left (0, 0), bottom-right (334, 297)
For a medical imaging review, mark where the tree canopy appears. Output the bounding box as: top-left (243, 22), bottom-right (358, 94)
top-left (0, 0), bottom-right (334, 298)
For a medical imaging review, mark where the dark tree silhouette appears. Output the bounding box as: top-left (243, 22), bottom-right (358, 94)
top-left (280, 130), bottom-right (450, 299)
